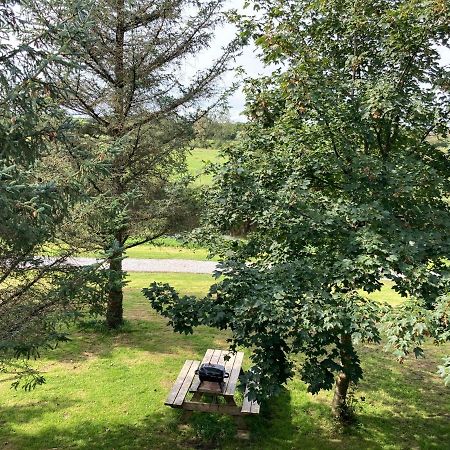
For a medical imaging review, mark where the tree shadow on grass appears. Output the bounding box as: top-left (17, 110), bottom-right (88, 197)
top-left (243, 382), bottom-right (449, 450)
top-left (0, 403), bottom-right (188, 450)
top-left (1, 382), bottom-right (449, 450)
top-left (41, 316), bottom-right (226, 365)
top-left (350, 344), bottom-right (450, 450)
top-left (41, 288), bottom-right (227, 364)
top-left (0, 390), bottom-right (316, 450)
top-left (0, 399), bottom-right (79, 450)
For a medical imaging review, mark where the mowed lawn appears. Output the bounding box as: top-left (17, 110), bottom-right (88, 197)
top-left (186, 147), bottom-right (223, 186)
top-left (125, 238), bottom-right (213, 261)
top-left (1, 273), bottom-right (449, 450)
top-left (50, 237), bottom-right (216, 261)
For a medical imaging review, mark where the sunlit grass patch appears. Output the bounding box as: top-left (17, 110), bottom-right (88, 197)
top-left (186, 147), bottom-right (223, 186)
top-left (126, 272), bottom-right (216, 297)
top-left (363, 280), bottom-right (407, 306)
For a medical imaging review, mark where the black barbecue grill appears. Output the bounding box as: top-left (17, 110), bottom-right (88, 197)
top-left (195, 363), bottom-right (229, 383)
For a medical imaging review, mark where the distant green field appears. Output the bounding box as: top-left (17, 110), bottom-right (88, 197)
top-left (363, 280), bottom-right (406, 306)
top-left (43, 238), bottom-right (215, 261)
top-left (125, 237), bottom-right (215, 260)
top-left (186, 147), bottom-right (223, 186)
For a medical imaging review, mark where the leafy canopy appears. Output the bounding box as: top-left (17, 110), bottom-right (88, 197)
top-left (0, 0), bottom-right (108, 389)
top-left (145, 0), bottom-right (450, 403)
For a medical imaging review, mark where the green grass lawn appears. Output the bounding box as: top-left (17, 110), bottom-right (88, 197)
top-left (1, 274), bottom-right (449, 450)
top-left (125, 239), bottom-right (214, 261)
top-left (46, 237), bottom-right (216, 261)
top-left (363, 281), bottom-right (406, 306)
top-left (186, 147), bottom-right (223, 186)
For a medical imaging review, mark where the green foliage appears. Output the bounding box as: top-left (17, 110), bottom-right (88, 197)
top-left (382, 295), bottom-right (450, 360)
top-left (382, 294), bottom-right (450, 385)
top-left (146, 0), bottom-right (450, 418)
top-left (193, 116), bottom-right (244, 148)
top-left (0, 0), bottom-right (109, 387)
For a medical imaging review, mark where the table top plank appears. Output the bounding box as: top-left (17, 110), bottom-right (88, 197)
top-left (165, 360), bottom-right (196, 406)
top-left (189, 375), bottom-right (201, 392)
top-left (241, 386), bottom-right (260, 414)
top-left (210, 349), bottom-right (222, 364)
top-left (216, 351), bottom-right (228, 369)
top-left (221, 352), bottom-right (236, 393)
top-left (202, 348), bottom-right (214, 364)
top-left (173, 360), bottom-right (200, 406)
top-left (224, 351), bottom-right (244, 396)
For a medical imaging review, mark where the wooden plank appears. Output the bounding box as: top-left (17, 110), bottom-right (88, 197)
top-left (198, 381), bottom-right (223, 394)
top-left (182, 401), bottom-right (242, 416)
top-left (173, 360), bottom-right (199, 406)
top-left (189, 375), bottom-right (201, 392)
top-left (241, 386), bottom-right (260, 414)
top-left (165, 360), bottom-right (195, 406)
top-left (251, 401), bottom-right (261, 414)
top-left (202, 348), bottom-right (214, 364)
top-left (241, 388), bottom-right (252, 414)
top-left (217, 351), bottom-right (226, 366)
top-left (210, 349), bottom-right (222, 364)
top-left (221, 351), bottom-right (236, 395)
top-left (224, 351), bottom-right (244, 396)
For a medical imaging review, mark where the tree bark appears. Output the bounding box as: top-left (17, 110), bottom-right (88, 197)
top-left (331, 333), bottom-right (353, 420)
top-left (106, 253), bottom-right (124, 329)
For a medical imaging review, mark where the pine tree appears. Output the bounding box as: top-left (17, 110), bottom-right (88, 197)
top-left (0, 0), bottom-right (107, 388)
top-left (28, 0), bottom-right (240, 328)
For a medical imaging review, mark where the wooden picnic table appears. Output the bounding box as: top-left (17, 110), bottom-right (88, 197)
top-left (165, 348), bottom-right (260, 416)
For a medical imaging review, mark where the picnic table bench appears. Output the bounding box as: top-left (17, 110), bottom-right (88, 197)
top-left (165, 348), bottom-right (260, 417)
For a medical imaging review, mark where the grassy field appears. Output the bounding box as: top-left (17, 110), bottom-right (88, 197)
top-left (1, 273), bottom-right (449, 450)
top-left (125, 238), bottom-right (213, 261)
top-left (186, 147), bottom-right (222, 186)
top-left (45, 237), bottom-right (215, 261)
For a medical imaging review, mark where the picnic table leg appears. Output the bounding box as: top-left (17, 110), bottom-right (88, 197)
top-left (181, 409), bottom-right (193, 422)
top-left (181, 393), bottom-right (198, 423)
top-left (224, 396), bottom-right (237, 406)
top-left (234, 415), bottom-right (249, 439)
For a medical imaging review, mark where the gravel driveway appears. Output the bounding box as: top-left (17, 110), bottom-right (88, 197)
top-left (51, 257), bottom-right (218, 274)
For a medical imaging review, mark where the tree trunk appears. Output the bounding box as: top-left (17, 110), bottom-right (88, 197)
top-left (104, 3), bottom-right (127, 330)
top-left (332, 368), bottom-right (351, 418)
top-left (331, 333), bottom-right (353, 420)
top-left (106, 253), bottom-right (124, 329)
